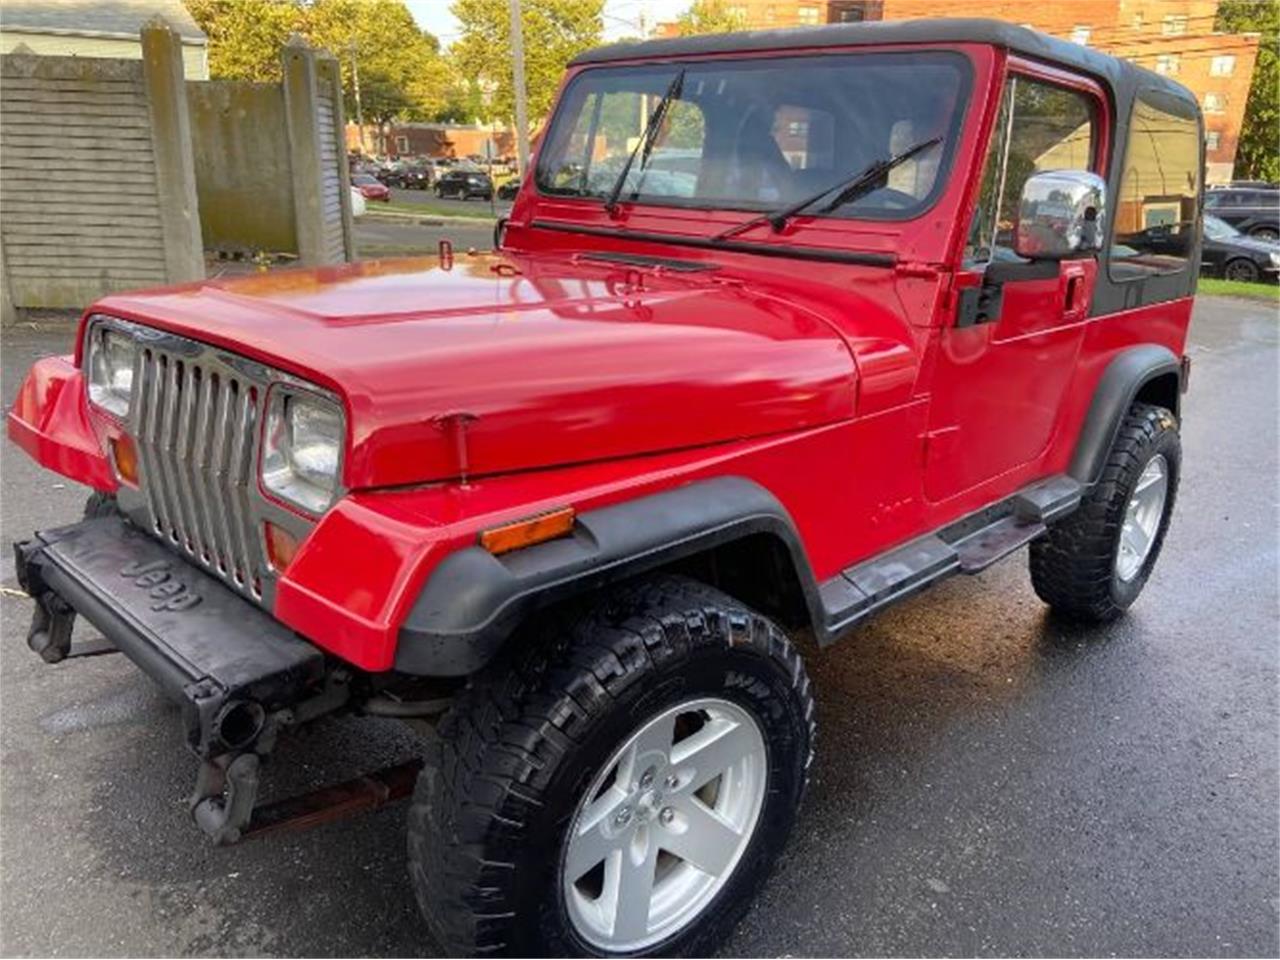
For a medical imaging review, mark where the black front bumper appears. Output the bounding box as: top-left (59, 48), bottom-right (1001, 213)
top-left (15, 515), bottom-right (326, 758)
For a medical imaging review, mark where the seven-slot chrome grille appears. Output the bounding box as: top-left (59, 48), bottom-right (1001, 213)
top-left (90, 317), bottom-right (325, 607)
top-left (133, 342), bottom-right (267, 598)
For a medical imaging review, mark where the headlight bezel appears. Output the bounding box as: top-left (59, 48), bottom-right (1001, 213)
top-left (84, 319), bottom-right (139, 420)
top-left (260, 383), bottom-right (347, 518)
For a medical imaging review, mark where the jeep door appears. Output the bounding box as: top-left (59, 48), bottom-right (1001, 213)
top-left (923, 62), bottom-right (1109, 503)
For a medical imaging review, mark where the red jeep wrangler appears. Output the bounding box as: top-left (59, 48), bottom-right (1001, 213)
top-left (9, 19), bottom-right (1202, 957)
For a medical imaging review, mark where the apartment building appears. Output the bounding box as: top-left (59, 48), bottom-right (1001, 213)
top-left (656, 0), bottom-right (1260, 182)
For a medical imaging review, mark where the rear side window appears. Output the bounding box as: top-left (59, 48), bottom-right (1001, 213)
top-left (1110, 93), bottom-right (1202, 280)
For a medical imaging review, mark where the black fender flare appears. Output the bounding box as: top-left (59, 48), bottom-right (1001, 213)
top-left (393, 476), bottom-right (822, 677)
top-left (1068, 344), bottom-right (1183, 486)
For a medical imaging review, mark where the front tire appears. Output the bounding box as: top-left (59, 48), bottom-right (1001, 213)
top-left (1030, 403), bottom-right (1180, 622)
top-left (1224, 257), bottom-right (1261, 283)
top-left (407, 575), bottom-right (815, 957)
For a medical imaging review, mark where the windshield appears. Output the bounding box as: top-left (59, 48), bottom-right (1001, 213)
top-left (536, 51), bottom-right (971, 221)
top-left (1203, 214), bottom-right (1240, 240)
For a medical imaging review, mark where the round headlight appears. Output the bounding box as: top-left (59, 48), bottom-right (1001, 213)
top-left (1269, 251), bottom-right (1280, 267)
top-left (261, 389), bottom-right (343, 515)
top-left (86, 325), bottom-right (137, 418)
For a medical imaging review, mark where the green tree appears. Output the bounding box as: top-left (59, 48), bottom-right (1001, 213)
top-left (451, 0), bottom-right (604, 133)
top-left (672, 0), bottom-right (748, 36)
top-left (187, 0), bottom-right (305, 82)
top-left (189, 0), bottom-right (448, 124)
top-left (1216, 0), bottom-right (1279, 182)
top-left (306, 0), bottom-right (447, 124)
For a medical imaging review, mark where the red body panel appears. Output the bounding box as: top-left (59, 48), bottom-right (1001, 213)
top-left (86, 256), bottom-right (856, 488)
top-left (6, 40), bottom-right (1195, 673)
top-left (7, 356), bottom-right (115, 491)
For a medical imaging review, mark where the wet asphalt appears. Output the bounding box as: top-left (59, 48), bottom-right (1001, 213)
top-left (0, 294), bottom-right (1276, 957)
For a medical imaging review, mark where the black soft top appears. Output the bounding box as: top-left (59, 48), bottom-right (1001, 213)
top-left (570, 17), bottom-right (1195, 109)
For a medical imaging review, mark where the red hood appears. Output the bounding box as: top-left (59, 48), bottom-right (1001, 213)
top-left (93, 252), bottom-right (856, 488)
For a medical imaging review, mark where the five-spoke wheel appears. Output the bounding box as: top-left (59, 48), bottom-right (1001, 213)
top-left (563, 698), bottom-right (767, 952)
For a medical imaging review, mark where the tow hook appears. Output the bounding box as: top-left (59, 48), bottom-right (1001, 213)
top-left (191, 752), bottom-right (262, 845)
top-left (26, 591), bottom-right (74, 663)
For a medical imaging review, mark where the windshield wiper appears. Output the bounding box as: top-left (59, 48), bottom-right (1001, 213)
top-left (713, 136), bottom-right (942, 241)
top-left (604, 68), bottom-right (686, 216)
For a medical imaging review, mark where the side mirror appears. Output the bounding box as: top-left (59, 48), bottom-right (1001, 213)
top-left (1013, 170), bottom-right (1107, 260)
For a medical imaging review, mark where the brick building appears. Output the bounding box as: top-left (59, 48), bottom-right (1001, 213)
top-left (346, 122), bottom-right (515, 161)
top-left (656, 0), bottom-right (1260, 183)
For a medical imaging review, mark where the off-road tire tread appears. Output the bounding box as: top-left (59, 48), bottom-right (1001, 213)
top-left (406, 574), bottom-right (815, 957)
top-left (1029, 402), bottom-right (1179, 622)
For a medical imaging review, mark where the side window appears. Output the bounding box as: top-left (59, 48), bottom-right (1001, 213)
top-left (1110, 93), bottom-right (1201, 280)
top-left (966, 75), bottom-right (1096, 264)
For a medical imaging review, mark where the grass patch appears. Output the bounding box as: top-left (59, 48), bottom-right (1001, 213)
top-left (1199, 277), bottom-right (1280, 301)
top-left (368, 199), bottom-right (497, 221)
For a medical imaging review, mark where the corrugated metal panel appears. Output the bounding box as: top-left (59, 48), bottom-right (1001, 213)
top-left (0, 55), bottom-right (165, 306)
top-left (315, 81), bottom-right (345, 263)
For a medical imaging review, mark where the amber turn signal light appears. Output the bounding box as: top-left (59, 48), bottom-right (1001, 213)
top-left (110, 435), bottom-right (139, 486)
top-left (480, 506), bottom-right (575, 556)
top-left (264, 521), bottom-right (300, 571)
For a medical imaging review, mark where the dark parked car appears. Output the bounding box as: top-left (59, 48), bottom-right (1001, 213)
top-left (1201, 214), bottom-right (1280, 282)
top-left (390, 164), bottom-right (432, 190)
top-left (1204, 186), bottom-right (1279, 240)
top-left (434, 169), bottom-right (493, 200)
top-left (496, 178), bottom-right (520, 201)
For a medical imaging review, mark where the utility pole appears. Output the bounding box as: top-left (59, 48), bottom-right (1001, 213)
top-left (508, 0), bottom-right (530, 174)
top-left (349, 41), bottom-right (365, 155)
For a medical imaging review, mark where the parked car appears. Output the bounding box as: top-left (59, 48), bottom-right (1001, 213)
top-left (434, 169), bottom-right (493, 200)
top-left (349, 186), bottom-right (367, 218)
top-left (1210, 179), bottom-right (1278, 190)
top-left (1200, 214), bottom-right (1280, 282)
top-left (496, 177), bottom-right (521, 201)
top-left (8, 20), bottom-right (1201, 958)
top-left (351, 173), bottom-right (390, 202)
top-left (1203, 186), bottom-right (1279, 240)
top-left (388, 163), bottom-right (432, 190)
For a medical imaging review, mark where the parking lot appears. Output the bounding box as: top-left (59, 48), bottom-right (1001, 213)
top-left (0, 294), bottom-right (1276, 956)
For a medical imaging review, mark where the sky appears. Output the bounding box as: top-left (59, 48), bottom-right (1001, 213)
top-left (404, 0), bottom-right (690, 47)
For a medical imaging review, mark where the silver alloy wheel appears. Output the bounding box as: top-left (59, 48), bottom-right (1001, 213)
top-left (1115, 454), bottom-right (1169, 582)
top-left (562, 697), bottom-right (768, 952)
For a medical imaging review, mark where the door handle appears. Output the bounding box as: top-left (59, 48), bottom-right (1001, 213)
top-left (1060, 261), bottom-right (1089, 321)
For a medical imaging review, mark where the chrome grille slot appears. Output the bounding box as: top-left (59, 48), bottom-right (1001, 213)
top-left (133, 346), bottom-right (265, 599)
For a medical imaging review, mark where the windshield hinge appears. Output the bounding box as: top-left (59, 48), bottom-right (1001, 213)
top-left (893, 260), bottom-right (944, 279)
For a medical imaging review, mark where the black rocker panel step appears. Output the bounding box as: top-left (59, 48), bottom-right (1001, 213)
top-left (818, 474), bottom-right (1081, 643)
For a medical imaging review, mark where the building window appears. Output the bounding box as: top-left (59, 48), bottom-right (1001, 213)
top-left (1210, 55), bottom-right (1237, 76)
top-left (1162, 15), bottom-right (1188, 35)
top-left (1132, 12), bottom-right (1144, 30)
top-left (796, 4), bottom-right (820, 24)
top-left (726, 4), bottom-right (747, 17)
top-left (764, 4), bottom-right (776, 22)
top-left (395, 135), bottom-right (409, 153)
top-left (1205, 130), bottom-right (1221, 151)
top-left (1203, 92), bottom-right (1225, 113)
top-left (1155, 54), bottom-right (1180, 75)
top-left (1070, 25), bottom-right (1091, 45)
